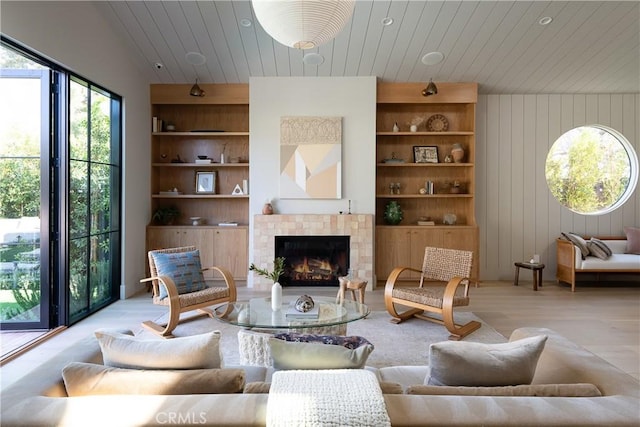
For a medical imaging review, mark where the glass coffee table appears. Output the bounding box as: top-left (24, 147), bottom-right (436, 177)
top-left (213, 295), bottom-right (369, 332)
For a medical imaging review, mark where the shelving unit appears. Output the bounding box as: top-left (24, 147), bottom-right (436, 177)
top-left (375, 82), bottom-right (479, 281)
top-left (147, 84), bottom-right (249, 279)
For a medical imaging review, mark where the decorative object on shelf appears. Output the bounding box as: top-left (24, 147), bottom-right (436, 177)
top-left (294, 294), bottom-right (315, 313)
top-left (419, 187), bottom-right (427, 195)
top-left (190, 216), bottom-right (203, 226)
top-left (444, 154), bottom-right (453, 163)
top-left (262, 200), bottom-right (274, 215)
top-left (189, 78), bottom-right (205, 97)
top-left (409, 116), bottom-right (425, 132)
top-left (383, 152), bottom-right (404, 163)
top-left (383, 201), bottom-right (404, 225)
top-left (450, 181), bottom-right (461, 194)
top-left (426, 114), bottom-right (448, 131)
top-left (195, 171), bottom-right (217, 194)
top-left (231, 184), bottom-right (244, 195)
top-left (421, 78), bottom-right (438, 97)
top-left (249, 257), bottom-right (286, 311)
top-left (424, 181), bottom-right (435, 194)
top-left (418, 217), bottom-right (435, 226)
top-left (252, 0), bottom-right (355, 49)
top-left (389, 183), bottom-right (400, 195)
top-left (392, 122), bottom-right (400, 132)
top-left (159, 188), bottom-right (182, 196)
top-left (195, 155), bottom-right (212, 164)
top-left (443, 213), bottom-right (457, 225)
top-left (170, 154), bottom-right (185, 163)
top-left (165, 123), bottom-right (176, 132)
top-left (414, 145), bottom-right (439, 163)
top-left (152, 206), bottom-right (180, 225)
top-left (451, 143), bottom-right (465, 163)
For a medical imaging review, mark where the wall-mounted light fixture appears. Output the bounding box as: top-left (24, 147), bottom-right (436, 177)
top-left (189, 79), bottom-right (205, 97)
top-left (421, 79), bottom-right (438, 97)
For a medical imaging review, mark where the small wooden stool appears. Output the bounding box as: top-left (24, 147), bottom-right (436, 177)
top-left (336, 277), bottom-right (367, 304)
top-left (514, 262), bottom-right (545, 291)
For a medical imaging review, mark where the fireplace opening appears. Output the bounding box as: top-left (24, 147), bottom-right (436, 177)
top-left (275, 235), bottom-right (349, 286)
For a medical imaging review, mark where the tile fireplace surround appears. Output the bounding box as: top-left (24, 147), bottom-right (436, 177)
top-left (252, 214), bottom-right (374, 291)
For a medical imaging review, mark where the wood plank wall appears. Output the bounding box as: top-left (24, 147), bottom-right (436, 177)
top-left (476, 94), bottom-right (639, 280)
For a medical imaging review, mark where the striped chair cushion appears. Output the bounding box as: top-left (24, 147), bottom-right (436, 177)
top-left (151, 250), bottom-right (207, 299)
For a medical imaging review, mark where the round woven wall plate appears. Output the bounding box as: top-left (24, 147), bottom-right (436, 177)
top-left (426, 114), bottom-right (449, 132)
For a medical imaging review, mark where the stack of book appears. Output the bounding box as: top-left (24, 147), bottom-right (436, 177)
top-left (285, 302), bottom-right (320, 319)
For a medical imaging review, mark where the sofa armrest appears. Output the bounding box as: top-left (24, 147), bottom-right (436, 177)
top-left (556, 238), bottom-right (578, 290)
top-left (509, 327), bottom-right (640, 398)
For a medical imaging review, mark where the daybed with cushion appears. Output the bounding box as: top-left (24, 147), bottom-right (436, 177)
top-left (1, 327), bottom-right (639, 426)
top-left (557, 228), bottom-right (640, 291)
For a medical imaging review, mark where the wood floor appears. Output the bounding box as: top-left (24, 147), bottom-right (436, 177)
top-left (1, 280), bottom-right (638, 389)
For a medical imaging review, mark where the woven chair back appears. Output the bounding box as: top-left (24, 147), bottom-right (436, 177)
top-left (421, 246), bottom-right (473, 283)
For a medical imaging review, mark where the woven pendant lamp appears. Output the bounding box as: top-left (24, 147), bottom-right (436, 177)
top-left (252, 0), bottom-right (355, 49)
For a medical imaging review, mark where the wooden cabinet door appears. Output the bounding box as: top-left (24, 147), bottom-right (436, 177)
top-left (442, 227), bottom-right (479, 280)
top-left (409, 228), bottom-right (444, 275)
top-left (375, 227), bottom-right (411, 282)
top-left (212, 228), bottom-right (248, 279)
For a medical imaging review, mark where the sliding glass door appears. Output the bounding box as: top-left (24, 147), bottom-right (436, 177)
top-left (0, 55), bottom-right (51, 329)
top-left (0, 39), bottom-right (121, 331)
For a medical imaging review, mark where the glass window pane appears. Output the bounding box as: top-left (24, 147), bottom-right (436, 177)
top-left (69, 160), bottom-right (88, 237)
top-left (90, 163), bottom-right (111, 233)
top-left (546, 126), bottom-right (638, 215)
top-left (90, 89), bottom-right (111, 164)
top-left (70, 80), bottom-right (88, 161)
top-left (69, 238), bottom-right (88, 319)
top-left (90, 233), bottom-right (112, 308)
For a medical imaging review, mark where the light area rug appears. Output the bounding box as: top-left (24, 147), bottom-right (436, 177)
top-left (137, 311), bottom-right (506, 368)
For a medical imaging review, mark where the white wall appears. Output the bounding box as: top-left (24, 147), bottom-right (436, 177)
top-left (2, 1), bottom-right (151, 298)
top-left (476, 94), bottom-right (640, 281)
top-left (248, 76), bottom-right (376, 285)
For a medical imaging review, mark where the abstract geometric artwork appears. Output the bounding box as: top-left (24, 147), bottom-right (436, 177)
top-left (280, 116), bottom-right (342, 199)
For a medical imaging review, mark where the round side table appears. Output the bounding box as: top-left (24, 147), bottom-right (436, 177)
top-left (514, 262), bottom-right (545, 291)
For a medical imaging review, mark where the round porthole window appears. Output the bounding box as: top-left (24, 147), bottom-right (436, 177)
top-left (545, 125), bottom-right (638, 215)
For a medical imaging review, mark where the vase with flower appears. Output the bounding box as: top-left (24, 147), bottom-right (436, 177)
top-left (249, 257), bottom-right (286, 311)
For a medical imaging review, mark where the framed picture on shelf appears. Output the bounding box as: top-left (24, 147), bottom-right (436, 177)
top-left (413, 146), bottom-right (439, 163)
top-left (195, 171), bottom-right (217, 194)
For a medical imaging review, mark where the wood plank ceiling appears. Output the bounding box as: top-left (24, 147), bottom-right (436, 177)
top-left (96, 1), bottom-right (639, 94)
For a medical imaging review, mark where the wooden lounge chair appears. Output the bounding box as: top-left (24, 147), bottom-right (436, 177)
top-left (384, 246), bottom-right (480, 340)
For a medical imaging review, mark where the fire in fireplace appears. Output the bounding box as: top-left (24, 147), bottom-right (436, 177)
top-left (274, 235), bottom-right (350, 286)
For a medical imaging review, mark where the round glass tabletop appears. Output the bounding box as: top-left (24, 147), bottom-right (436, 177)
top-left (213, 295), bottom-right (369, 329)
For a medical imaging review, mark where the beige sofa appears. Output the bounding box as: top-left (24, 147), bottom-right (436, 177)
top-left (556, 236), bottom-right (640, 291)
top-left (2, 327), bottom-right (639, 426)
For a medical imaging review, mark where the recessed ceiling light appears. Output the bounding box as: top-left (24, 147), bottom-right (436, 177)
top-left (240, 18), bottom-right (252, 27)
top-left (185, 52), bottom-right (206, 66)
top-left (421, 51), bottom-right (445, 66)
top-left (303, 53), bottom-right (325, 66)
top-left (538, 16), bottom-right (553, 26)
top-left (381, 17), bottom-right (394, 26)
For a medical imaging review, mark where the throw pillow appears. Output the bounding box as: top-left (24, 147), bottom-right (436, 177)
top-left (624, 226), bottom-right (640, 255)
top-left (95, 330), bottom-right (222, 369)
top-left (268, 333), bottom-right (374, 370)
top-left (426, 334), bottom-right (547, 387)
top-left (406, 383), bottom-right (601, 397)
top-left (151, 249), bottom-right (207, 299)
top-left (588, 238), bottom-right (612, 260)
top-left (62, 362), bottom-right (244, 396)
top-left (561, 232), bottom-right (590, 259)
